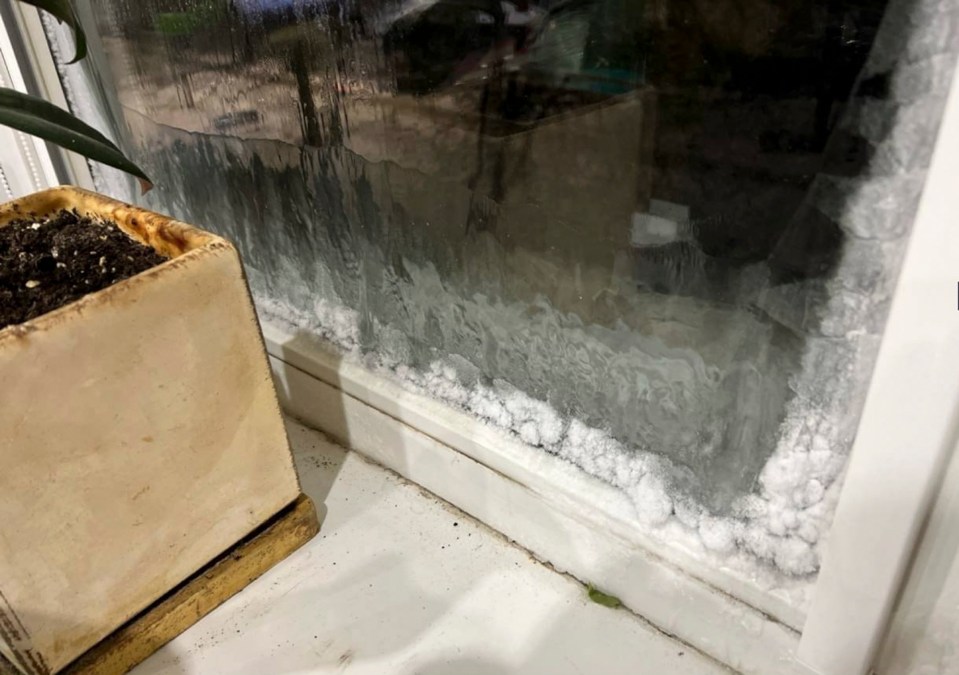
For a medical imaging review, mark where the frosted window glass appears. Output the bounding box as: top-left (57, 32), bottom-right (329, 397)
top-left (67, 0), bottom-right (954, 578)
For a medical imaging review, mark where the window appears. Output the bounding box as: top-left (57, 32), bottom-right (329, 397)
top-left (53, 0), bottom-right (949, 588)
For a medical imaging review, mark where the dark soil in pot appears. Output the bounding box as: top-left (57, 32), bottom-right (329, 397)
top-left (0, 210), bottom-right (167, 330)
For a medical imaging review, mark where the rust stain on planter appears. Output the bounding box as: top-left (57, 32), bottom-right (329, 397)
top-left (0, 187), bottom-right (221, 258)
top-left (0, 187), bottom-right (236, 346)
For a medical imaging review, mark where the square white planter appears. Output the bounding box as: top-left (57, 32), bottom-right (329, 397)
top-left (0, 187), bottom-right (302, 675)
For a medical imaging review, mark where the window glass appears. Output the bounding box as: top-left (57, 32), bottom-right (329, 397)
top-left (70, 0), bottom-right (951, 583)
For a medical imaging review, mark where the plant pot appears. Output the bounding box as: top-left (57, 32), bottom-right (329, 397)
top-left (0, 187), bottom-right (304, 675)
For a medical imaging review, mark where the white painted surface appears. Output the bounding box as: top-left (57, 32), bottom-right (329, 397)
top-left (630, 212), bottom-right (680, 246)
top-left (630, 199), bottom-right (690, 246)
top-left (261, 322), bottom-right (808, 630)
top-left (2, 3), bottom-right (96, 190)
top-left (0, 9), bottom-right (59, 198)
top-left (796, 59), bottom-right (959, 675)
top-left (876, 437), bottom-right (959, 675)
top-left (267, 351), bottom-right (808, 675)
top-left (132, 419), bottom-right (733, 675)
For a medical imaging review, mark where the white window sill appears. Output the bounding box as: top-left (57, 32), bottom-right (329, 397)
top-left (131, 418), bottom-right (731, 675)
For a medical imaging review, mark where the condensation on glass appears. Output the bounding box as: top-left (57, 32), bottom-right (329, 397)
top-left (70, 0), bottom-right (954, 577)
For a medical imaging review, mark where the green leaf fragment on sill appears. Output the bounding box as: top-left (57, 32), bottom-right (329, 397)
top-left (587, 584), bottom-right (622, 609)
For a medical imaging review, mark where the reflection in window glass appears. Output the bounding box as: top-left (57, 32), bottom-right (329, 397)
top-left (74, 0), bottom-right (953, 581)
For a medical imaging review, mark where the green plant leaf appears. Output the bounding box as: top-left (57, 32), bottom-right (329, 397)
top-left (587, 584), bottom-right (623, 609)
top-left (0, 87), bottom-right (152, 193)
top-left (18, 0), bottom-right (86, 63)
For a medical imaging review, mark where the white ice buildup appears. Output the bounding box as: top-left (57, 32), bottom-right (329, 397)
top-left (256, 292), bottom-right (830, 579)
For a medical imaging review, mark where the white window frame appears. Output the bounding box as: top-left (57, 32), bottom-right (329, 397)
top-left (797, 55), bottom-right (959, 675)
top-left (0, 6), bottom-right (58, 197)
top-left (0, 2), bottom-right (93, 197)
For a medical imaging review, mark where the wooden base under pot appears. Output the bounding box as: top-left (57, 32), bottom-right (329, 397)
top-left (0, 494), bottom-right (319, 675)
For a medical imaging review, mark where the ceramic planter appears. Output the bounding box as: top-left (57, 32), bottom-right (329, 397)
top-left (0, 187), bottom-right (303, 675)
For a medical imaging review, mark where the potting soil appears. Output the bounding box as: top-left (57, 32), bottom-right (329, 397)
top-left (0, 210), bottom-right (167, 330)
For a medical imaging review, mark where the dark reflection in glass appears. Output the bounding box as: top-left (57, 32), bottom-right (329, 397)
top-left (85, 0), bottom-right (909, 543)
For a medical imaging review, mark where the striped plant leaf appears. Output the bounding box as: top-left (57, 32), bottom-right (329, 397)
top-left (0, 87), bottom-right (151, 192)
